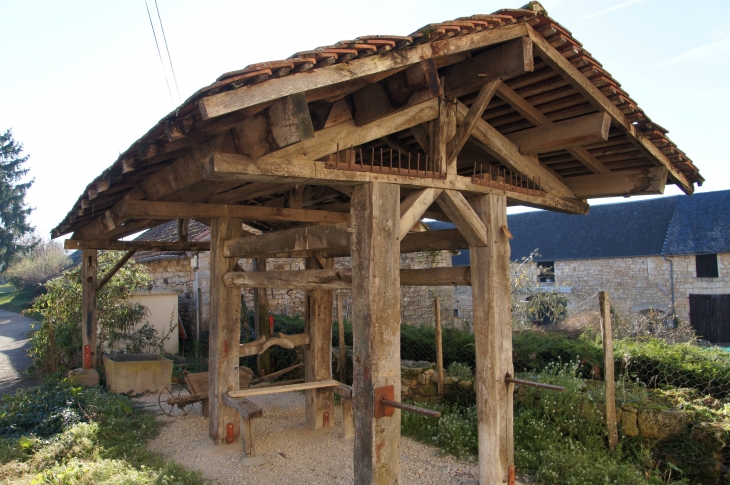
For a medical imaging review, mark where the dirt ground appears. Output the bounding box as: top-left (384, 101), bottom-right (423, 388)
top-left (0, 309), bottom-right (38, 396)
top-left (140, 391), bottom-right (480, 485)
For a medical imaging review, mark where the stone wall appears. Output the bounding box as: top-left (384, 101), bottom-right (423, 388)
top-left (400, 360), bottom-right (471, 404)
top-left (139, 256), bottom-right (196, 334)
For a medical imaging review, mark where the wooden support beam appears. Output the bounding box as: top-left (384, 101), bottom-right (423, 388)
top-left (65, 239), bottom-right (210, 252)
top-left (351, 182), bottom-right (401, 484)
top-left (564, 166), bottom-right (667, 199)
top-left (470, 195), bottom-right (513, 484)
top-left (527, 27), bottom-right (694, 193)
top-left (81, 250), bottom-right (98, 368)
top-left (433, 94), bottom-right (457, 174)
top-left (224, 223), bottom-right (350, 258)
top-left (231, 93), bottom-right (314, 158)
top-left (495, 83), bottom-right (610, 174)
top-left (455, 101), bottom-right (576, 199)
top-left (198, 23), bottom-right (529, 120)
top-left (208, 218), bottom-right (244, 444)
top-left (117, 199), bottom-right (350, 224)
top-left (436, 190), bottom-right (489, 247)
top-left (444, 37), bottom-right (533, 98)
top-left (204, 182), bottom-right (297, 204)
top-left (349, 60), bottom-right (441, 126)
top-left (253, 258), bottom-right (270, 375)
top-left (446, 80), bottom-right (501, 169)
top-left (505, 112), bottom-right (611, 155)
top-left (409, 124), bottom-right (431, 157)
top-left (304, 256), bottom-right (335, 429)
top-left (398, 188), bottom-right (443, 240)
top-left (228, 379), bottom-right (340, 398)
top-left (222, 266), bottom-right (471, 289)
top-left (97, 250), bottom-right (136, 291)
top-left (239, 333), bottom-right (309, 357)
top-left (178, 219), bottom-right (189, 241)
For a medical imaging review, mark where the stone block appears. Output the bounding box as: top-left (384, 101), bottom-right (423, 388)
top-left (68, 368), bottom-right (99, 387)
top-left (457, 380), bottom-right (473, 390)
top-left (443, 376), bottom-right (459, 385)
top-left (638, 408), bottom-right (694, 440)
top-left (620, 408), bottom-right (639, 436)
top-left (419, 384), bottom-right (437, 396)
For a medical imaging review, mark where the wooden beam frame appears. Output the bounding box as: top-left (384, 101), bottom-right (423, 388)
top-left (446, 80), bottom-right (501, 169)
top-left (527, 26), bottom-right (694, 193)
top-left (65, 239), bottom-right (210, 252)
top-left (225, 223), bottom-right (350, 258)
top-left (563, 166), bottom-right (667, 198)
top-left (505, 112), bottom-right (611, 155)
top-left (436, 190), bottom-right (489, 247)
top-left (398, 188), bottom-right (443, 240)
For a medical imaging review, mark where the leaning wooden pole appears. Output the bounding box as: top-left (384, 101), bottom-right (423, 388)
top-left (208, 218), bottom-right (243, 444)
top-left (435, 298), bottom-right (444, 395)
top-left (81, 249), bottom-right (98, 368)
top-left (338, 294), bottom-right (346, 383)
top-left (471, 194), bottom-right (513, 485)
top-left (351, 182), bottom-right (401, 485)
top-left (599, 291), bottom-right (619, 449)
top-left (253, 258), bottom-right (271, 375)
top-left (97, 250), bottom-right (136, 291)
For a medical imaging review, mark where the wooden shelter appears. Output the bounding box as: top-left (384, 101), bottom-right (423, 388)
top-left (55, 3), bottom-right (702, 484)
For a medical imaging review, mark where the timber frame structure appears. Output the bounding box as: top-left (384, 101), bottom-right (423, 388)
top-left (55, 3), bottom-right (702, 484)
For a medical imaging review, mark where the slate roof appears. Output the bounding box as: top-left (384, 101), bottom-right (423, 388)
top-left (133, 220), bottom-right (211, 261)
top-left (429, 190), bottom-right (730, 264)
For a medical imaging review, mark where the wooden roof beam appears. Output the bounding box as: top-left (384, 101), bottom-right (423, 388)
top-left (505, 112), bottom-right (611, 155)
top-left (563, 166), bottom-right (667, 199)
top-left (65, 239), bottom-right (210, 252)
top-left (527, 26), bottom-right (694, 193)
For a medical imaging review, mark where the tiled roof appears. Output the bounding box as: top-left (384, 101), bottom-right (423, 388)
top-left (133, 220), bottom-right (210, 261)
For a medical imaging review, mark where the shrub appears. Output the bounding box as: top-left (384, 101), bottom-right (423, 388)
top-left (27, 252), bottom-right (153, 373)
top-left (4, 238), bottom-right (69, 290)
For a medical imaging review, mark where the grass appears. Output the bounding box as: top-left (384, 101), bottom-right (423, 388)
top-left (0, 379), bottom-right (207, 484)
top-left (0, 283), bottom-right (41, 319)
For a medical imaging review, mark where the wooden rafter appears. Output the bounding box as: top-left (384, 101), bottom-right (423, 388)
top-left (436, 190), bottom-right (489, 247)
top-left (446, 80), bottom-right (501, 168)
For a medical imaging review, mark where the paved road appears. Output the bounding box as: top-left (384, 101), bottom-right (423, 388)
top-left (0, 308), bottom-right (37, 396)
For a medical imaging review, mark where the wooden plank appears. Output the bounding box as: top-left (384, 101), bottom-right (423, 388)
top-left (436, 190), bottom-right (489, 247)
top-left (527, 27), bottom-right (694, 193)
top-left (444, 37), bottom-right (533, 98)
top-left (117, 199), bottom-right (350, 224)
top-left (198, 23), bottom-right (530, 120)
top-left (496, 83), bottom-right (610, 174)
top-left (231, 93), bottom-right (314, 158)
top-left (224, 223), bottom-right (351, 258)
top-left (228, 379), bottom-right (340, 398)
top-left (96, 250), bottom-right (135, 291)
top-left (208, 218), bottom-right (244, 444)
top-left (221, 393), bottom-right (264, 420)
top-left (81, 250), bottom-right (98, 368)
top-left (446, 80), bottom-right (500, 169)
top-left (304, 256), bottom-right (336, 429)
top-left (505, 112), bottom-right (610, 155)
top-left (599, 291), bottom-right (619, 449)
top-left (205, 153), bottom-right (590, 215)
top-left (470, 194), bottom-right (513, 484)
top-left (564, 166), bottom-right (667, 198)
top-left (398, 188), bottom-right (443, 240)
top-left (349, 60), bottom-right (441, 126)
top-left (337, 295), bottom-right (346, 384)
top-left (65, 239), bottom-right (210, 252)
top-left (455, 101), bottom-right (576, 198)
top-left (435, 298), bottom-right (444, 396)
top-left (350, 182), bottom-right (401, 484)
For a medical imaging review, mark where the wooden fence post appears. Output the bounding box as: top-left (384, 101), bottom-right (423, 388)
top-left (81, 249), bottom-right (98, 369)
top-left (338, 294), bottom-right (346, 383)
top-left (599, 291), bottom-right (618, 449)
top-left (253, 258), bottom-right (270, 375)
top-left (435, 298), bottom-right (444, 395)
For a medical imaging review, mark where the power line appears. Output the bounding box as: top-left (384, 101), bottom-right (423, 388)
top-left (145, 0), bottom-right (174, 107)
top-left (154, 0), bottom-right (181, 104)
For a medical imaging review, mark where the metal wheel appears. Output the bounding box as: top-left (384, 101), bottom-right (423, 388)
top-left (158, 383), bottom-right (193, 416)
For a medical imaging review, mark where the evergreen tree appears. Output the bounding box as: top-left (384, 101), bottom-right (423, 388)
top-left (0, 129), bottom-right (34, 272)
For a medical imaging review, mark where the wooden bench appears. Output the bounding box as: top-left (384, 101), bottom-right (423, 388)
top-left (221, 393), bottom-right (264, 457)
top-left (333, 383), bottom-right (354, 439)
top-left (185, 367), bottom-right (255, 418)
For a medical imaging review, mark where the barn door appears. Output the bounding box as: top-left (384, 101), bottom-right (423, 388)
top-left (689, 294), bottom-right (730, 344)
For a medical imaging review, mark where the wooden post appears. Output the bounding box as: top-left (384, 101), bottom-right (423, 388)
top-left (338, 294), bottom-right (346, 383)
top-left (81, 249), bottom-right (98, 368)
top-left (208, 218), bottom-right (243, 444)
top-left (599, 291), bottom-right (619, 448)
top-left (304, 256), bottom-right (335, 429)
top-left (351, 182), bottom-right (401, 485)
top-left (435, 298), bottom-right (444, 396)
top-left (253, 258), bottom-right (271, 375)
top-left (470, 194), bottom-right (513, 485)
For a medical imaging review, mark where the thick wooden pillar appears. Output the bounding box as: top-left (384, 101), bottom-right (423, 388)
top-left (304, 256), bottom-right (335, 429)
top-left (253, 258), bottom-right (270, 375)
top-left (81, 249), bottom-right (98, 368)
top-left (351, 182), bottom-right (401, 485)
top-left (209, 218), bottom-right (243, 444)
top-left (470, 194), bottom-right (513, 485)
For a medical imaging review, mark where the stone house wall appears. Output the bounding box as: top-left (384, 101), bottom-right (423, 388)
top-left (138, 256), bottom-right (197, 333)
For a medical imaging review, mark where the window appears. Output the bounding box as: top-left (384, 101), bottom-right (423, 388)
top-left (537, 261), bottom-right (555, 283)
top-left (696, 254), bottom-right (719, 278)
top-left (453, 308), bottom-right (459, 317)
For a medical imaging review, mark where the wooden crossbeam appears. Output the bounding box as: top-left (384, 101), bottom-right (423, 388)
top-left (228, 379), bottom-right (341, 398)
top-left (117, 199), bottom-right (349, 224)
top-left (446, 80), bottom-right (501, 168)
top-left (496, 83), bottom-right (610, 174)
top-left (563, 166), bottom-right (667, 198)
top-left (198, 23), bottom-right (529, 120)
top-left (204, 182), bottom-right (297, 204)
top-left (398, 188), bottom-right (443, 240)
top-left (436, 190), bottom-right (489, 247)
top-left (527, 27), bottom-right (693, 194)
top-left (224, 223), bottom-right (351, 258)
top-left (505, 112), bottom-right (611, 155)
top-left (65, 239), bottom-right (210, 251)
top-left (454, 101), bottom-right (576, 199)
top-left (239, 333), bottom-right (310, 357)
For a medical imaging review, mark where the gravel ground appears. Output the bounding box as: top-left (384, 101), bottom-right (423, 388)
top-left (142, 392), bottom-right (479, 485)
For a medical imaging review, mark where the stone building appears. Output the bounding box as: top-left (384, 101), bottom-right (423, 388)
top-left (133, 220), bottom-right (455, 338)
top-left (434, 190), bottom-right (730, 343)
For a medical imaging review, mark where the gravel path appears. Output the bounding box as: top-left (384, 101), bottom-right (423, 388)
top-left (144, 392), bottom-right (479, 484)
top-left (0, 309), bottom-right (38, 396)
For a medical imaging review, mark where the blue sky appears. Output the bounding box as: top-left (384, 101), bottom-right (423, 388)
top-left (0, 0), bottom-right (728, 237)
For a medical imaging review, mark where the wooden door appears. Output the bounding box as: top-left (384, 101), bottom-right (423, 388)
top-left (689, 294), bottom-right (730, 344)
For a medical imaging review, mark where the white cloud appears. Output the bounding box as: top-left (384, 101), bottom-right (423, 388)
top-left (657, 38), bottom-right (730, 68)
top-left (580, 0), bottom-right (649, 20)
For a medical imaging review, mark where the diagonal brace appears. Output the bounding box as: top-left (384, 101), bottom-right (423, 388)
top-left (436, 190), bottom-right (488, 247)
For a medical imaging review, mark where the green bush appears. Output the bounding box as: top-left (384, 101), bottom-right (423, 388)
top-left (5, 238), bottom-right (69, 290)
